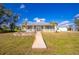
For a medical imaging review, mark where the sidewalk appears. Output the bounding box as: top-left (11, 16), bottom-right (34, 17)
top-left (32, 31), bottom-right (47, 48)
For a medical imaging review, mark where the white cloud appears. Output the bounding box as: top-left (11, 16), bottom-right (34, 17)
top-left (20, 4), bottom-right (25, 9)
top-left (33, 17), bottom-right (45, 22)
top-left (40, 18), bottom-right (45, 21)
top-left (23, 18), bottom-right (28, 21)
top-left (22, 18), bottom-right (28, 23)
top-left (28, 21), bottom-right (32, 23)
top-left (22, 18), bottom-right (28, 24)
top-left (58, 21), bottom-right (70, 26)
top-left (74, 14), bottom-right (79, 17)
top-left (34, 17), bottom-right (38, 21)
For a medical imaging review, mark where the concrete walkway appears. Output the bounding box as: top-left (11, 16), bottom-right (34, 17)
top-left (32, 31), bottom-right (47, 48)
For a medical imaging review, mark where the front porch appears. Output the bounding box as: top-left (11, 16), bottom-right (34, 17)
top-left (27, 25), bottom-right (55, 32)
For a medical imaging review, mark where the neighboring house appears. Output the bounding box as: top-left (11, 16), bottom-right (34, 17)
top-left (57, 21), bottom-right (74, 32)
top-left (57, 26), bottom-right (68, 32)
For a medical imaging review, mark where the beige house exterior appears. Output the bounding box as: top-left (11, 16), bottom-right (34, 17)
top-left (21, 20), bottom-right (73, 32)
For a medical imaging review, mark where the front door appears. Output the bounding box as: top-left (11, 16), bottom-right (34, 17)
top-left (36, 26), bottom-right (42, 31)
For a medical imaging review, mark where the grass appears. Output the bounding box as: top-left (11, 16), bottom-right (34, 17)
top-left (0, 32), bottom-right (79, 55)
top-left (0, 32), bottom-right (35, 55)
top-left (42, 32), bottom-right (79, 55)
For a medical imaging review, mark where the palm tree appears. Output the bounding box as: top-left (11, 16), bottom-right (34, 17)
top-left (50, 22), bottom-right (58, 32)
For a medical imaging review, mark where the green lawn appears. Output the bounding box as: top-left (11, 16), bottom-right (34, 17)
top-left (42, 32), bottom-right (79, 54)
top-left (0, 32), bottom-right (79, 55)
top-left (0, 33), bottom-right (35, 55)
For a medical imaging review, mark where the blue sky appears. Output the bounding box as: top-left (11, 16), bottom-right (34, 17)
top-left (4, 3), bottom-right (79, 25)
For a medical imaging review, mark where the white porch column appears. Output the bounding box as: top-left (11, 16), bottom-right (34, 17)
top-left (32, 26), bottom-right (34, 31)
top-left (43, 26), bottom-right (45, 31)
top-left (55, 26), bottom-right (57, 31)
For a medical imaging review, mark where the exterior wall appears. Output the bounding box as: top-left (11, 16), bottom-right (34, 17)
top-left (26, 25), bottom-right (54, 32)
top-left (57, 27), bottom-right (67, 32)
top-left (22, 24), bottom-right (69, 32)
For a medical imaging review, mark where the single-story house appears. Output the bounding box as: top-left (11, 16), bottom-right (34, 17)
top-left (21, 20), bottom-right (73, 32)
top-left (23, 22), bottom-right (56, 32)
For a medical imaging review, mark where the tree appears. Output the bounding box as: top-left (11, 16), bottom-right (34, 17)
top-left (74, 19), bottom-right (79, 31)
top-left (0, 4), bottom-right (19, 32)
top-left (68, 25), bottom-right (72, 31)
top-left (2, 24), bottom-right (9, 32)
top-left (0, 4), bottom-right (5, 18)
top-left (22, 21), bottom-right (27, 31)
top-left (10, 22), bottom-right (15, 32)
top-left (50, 22), bottom-right (58, 32)
top-left (0, 5), bottom-right (12, 25)
top-left (50, 22), bottom-right (58, 28)
top-left (10, 14), bottom-right (19, 32)
top-left (74, 14), bottom-right (79, 31)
